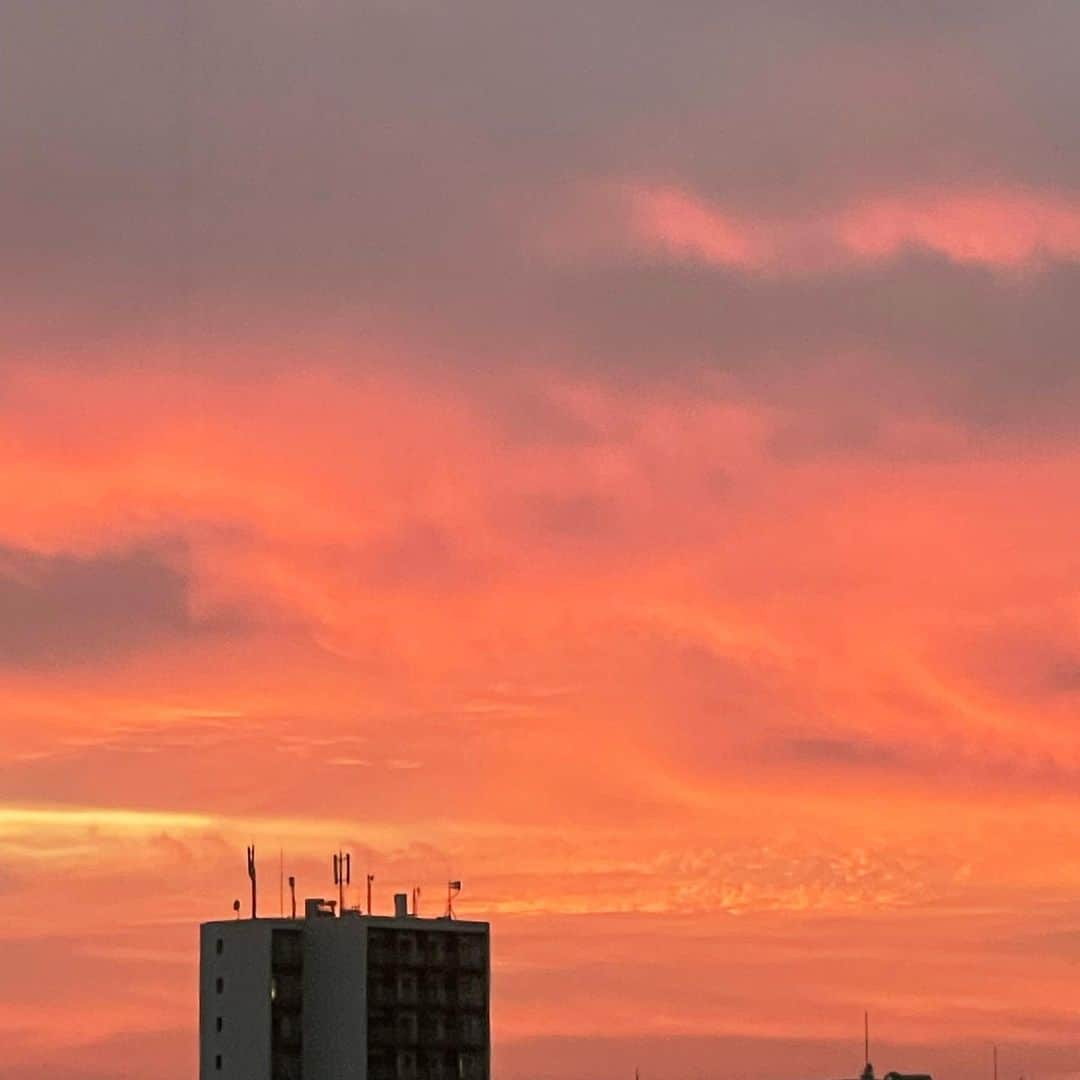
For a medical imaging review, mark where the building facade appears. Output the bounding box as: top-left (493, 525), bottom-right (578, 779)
top-left (199, 899), bottom-right (490, 1080)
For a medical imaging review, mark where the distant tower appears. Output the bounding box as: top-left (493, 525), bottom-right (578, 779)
top-left (861, 1011), bottom-right (874, 1080)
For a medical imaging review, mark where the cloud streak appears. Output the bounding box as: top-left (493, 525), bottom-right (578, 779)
top-left (624, 183), bottom-right (1080, 273)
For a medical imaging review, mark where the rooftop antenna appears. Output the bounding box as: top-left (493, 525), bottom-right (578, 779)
top-left (446, 880), bottom-right (462, 919)
top-left (279, 848), bottom-right (284, 918)
top-left (247, 845), bottom-right (257, 919)
top-left (288, 875), bottom-right (297, 919)
top-left (367, 873), bottom-right (375, 915)
top-left (333, 850), bottom-right (351, 916)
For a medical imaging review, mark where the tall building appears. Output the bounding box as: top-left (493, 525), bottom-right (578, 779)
top-left (199, 896), bottom-right (490, 1080)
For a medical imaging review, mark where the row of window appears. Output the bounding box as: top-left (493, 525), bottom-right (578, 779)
top-left (369, 1048), bottom-right (487, 1080)
top-left (368, 1010), bottom-right (487, 1047)
top-left (369, 972), bottom-right (486, 1008)
top-left (368, 931), bottom-right (487, 970)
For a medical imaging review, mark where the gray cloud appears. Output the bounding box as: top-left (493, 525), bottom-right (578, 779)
top-left (0, 544), bottom-right (235, 669)
top-left (954, 614), bottom-right (1080, 704)
top-left (4, 1), bottom-right (1080, 436)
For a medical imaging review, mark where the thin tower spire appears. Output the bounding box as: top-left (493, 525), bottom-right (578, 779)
top-left (859, 1011), bottom-right (873, 1080)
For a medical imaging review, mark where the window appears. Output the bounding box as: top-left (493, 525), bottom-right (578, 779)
top-left (215, 1054), bottom-right (222, 1071)
top-left (216, 977), bottom-right (224, 994)
top-left (216, 938), bottom-right (223, 955)
top-left (216, 1016), bottom-right (223, 1033)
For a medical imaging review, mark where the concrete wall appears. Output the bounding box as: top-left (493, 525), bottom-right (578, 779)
top-left (199, 920), bottom-right (278, 1080)
top-left (303, 912), bottom-right (369, 1080)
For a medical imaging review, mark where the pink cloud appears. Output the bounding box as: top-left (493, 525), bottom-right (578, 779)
top-left (624, 183), bottom-right (1080, 272)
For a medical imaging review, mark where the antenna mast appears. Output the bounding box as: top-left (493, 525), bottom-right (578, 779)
top-left (288, 875), bottom-right (297, 919)
top-left (859, 1011), bottom-right (873, 1080)
top-left (446, 880), bottom-right (462, 919)
top-left (367, 873), bottom-right (375, 915)
top-left (247, 845), bottom-right (257, 919)
top-left (333, 850), bottom-right (351, 915)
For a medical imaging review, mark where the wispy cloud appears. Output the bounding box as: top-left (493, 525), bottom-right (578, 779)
top-left (622, 183), bottom-right (1080, 273)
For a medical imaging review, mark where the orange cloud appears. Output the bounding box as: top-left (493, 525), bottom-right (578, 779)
top-left (3, 356), bottom-right (1080, 1079)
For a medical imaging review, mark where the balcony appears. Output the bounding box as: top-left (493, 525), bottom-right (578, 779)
top-left (420, 1014), bottom-right (449, 1046)
top-left (395, 1011), bottom-right (419, 1045)
top-left (458, 1015), bottom-right (486, 1047)
top-left (424, 935), bottom-right (449, 966)
top-left (456, 937), bottom-right (486, 971)
top-left (270, 974), bottom-right (302, 1010)
top-left (456, 977), bottom-right (484, 1010)
top-left (457, 1052), bottom-right (485, 1080)
top-left (422, 975), bottom-right (449, 1007)
top-left (396, 1050), bottom-right (419, 1080)
top-left (271, 930), bottom-right (303, 972)
top-left (396, 972), bottom-right (419, 1006)
top-left (396, 932), bottom-right (420, 965)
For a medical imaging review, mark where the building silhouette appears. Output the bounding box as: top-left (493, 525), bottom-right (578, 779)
top-left (199, 895), bottom-right (490, 1080)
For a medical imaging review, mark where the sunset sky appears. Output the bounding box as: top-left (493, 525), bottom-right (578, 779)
top-left (4, 3), bottom-right (1080, 1078)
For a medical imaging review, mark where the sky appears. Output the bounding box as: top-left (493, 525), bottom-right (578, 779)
top-left (3, 2), bottom-right (1080, 1078)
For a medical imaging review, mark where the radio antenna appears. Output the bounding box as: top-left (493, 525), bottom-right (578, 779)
top-left (333, 850), bottom-right (352, 915)
top-left (246, 845), bottom-right (257, 919)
